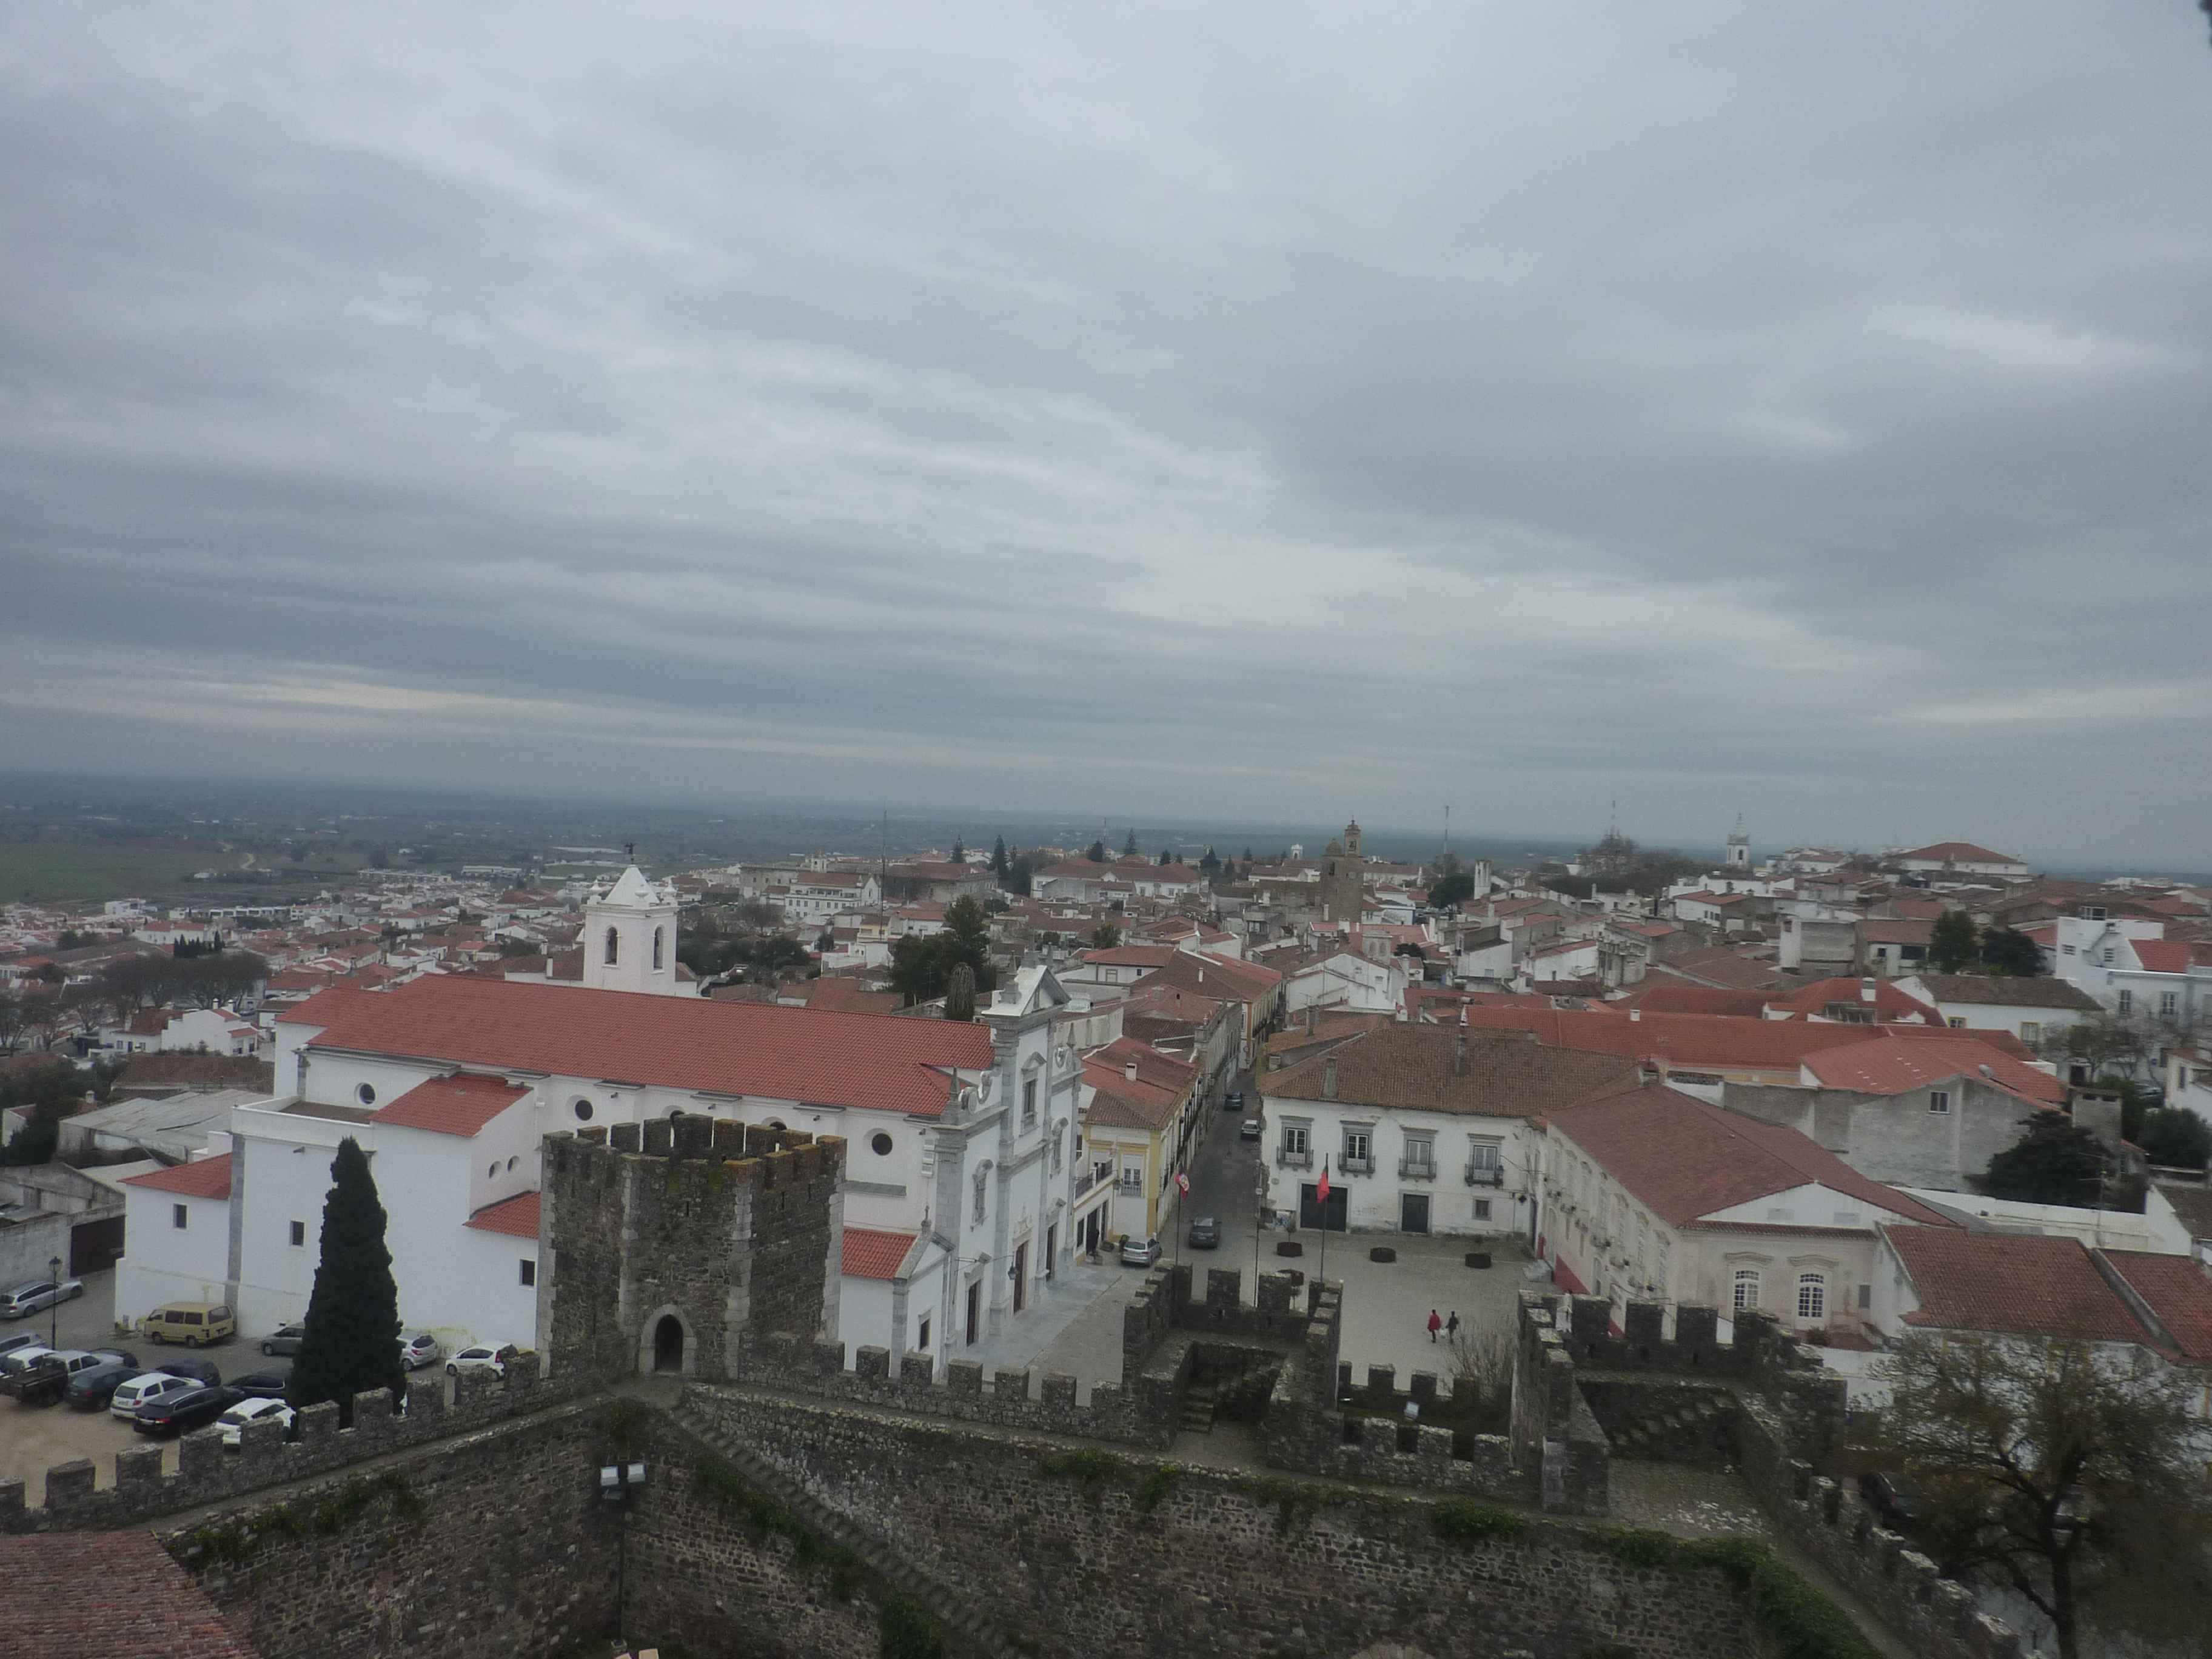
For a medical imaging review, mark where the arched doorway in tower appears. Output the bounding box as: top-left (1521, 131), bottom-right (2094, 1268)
top-left (652, 1313), bottom-right (685, 1374)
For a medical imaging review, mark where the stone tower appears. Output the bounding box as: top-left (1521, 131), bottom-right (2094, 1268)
top-left (538, 1116), bottom-right (845, 1382)
top-left (581, 865), bottom-right (683, 996)
top-left (1320, 817), bottom-right (1365, 925)
top-left (1726, 813), bottom-right (1751, 872)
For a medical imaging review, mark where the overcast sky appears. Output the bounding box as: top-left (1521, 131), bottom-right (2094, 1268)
top-left (3, 5), bottom-right (2209, 868)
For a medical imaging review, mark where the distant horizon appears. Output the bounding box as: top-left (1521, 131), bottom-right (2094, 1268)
top-left (4, 768), bottom-right (2206, 888)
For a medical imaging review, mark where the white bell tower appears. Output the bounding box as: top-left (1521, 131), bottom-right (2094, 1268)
top-left (1726, 813), bottom-right (1751, 872)
top-left (582, 865), bottom-right (683, 996)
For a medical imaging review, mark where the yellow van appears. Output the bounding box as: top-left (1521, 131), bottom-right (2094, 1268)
top-left (142, 1302), bottom-right (236, 1347)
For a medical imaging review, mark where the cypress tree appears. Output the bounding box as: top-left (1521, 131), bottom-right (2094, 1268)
top-left (289, 1136), bottom-right (404, 1423)
top-left (990, 836), bottom-right (1010, 882)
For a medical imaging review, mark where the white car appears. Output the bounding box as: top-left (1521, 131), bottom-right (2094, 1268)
top-left (446, 1343), bottom-right (517, 1379)
top-left (110, 1371), bottom-right (195, 1419)
top-left (215, 1396), bottom-right (295, 1447)
top-left (398, 1332), bottom-right (442, 1370)
top-left (0, 1342), bottom-right (58, 1376)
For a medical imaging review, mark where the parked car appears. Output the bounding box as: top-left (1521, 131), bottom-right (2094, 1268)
top-left (447, 1343), bottom-right (518, 1379)
top-left (0, 1344), bottom-right (57, 1376)
top-left (1225, 1090), bottom-right (1245, 1108)
top-left (1239, 1118), bottom-right (1263, 1141)
top-left (0, 1333), bottom-right (46, 1361)
top-left (261, 1323), bottom-right (306, 1356)
top-left (1857, 1470), bottom-right (1920, 1530)
top-left (1120, 1235), bottom-right (1162, 1268)
top-left (65, 1361), bottom-right (147, 1409)
top-left (232, 1369), bottom-right (292, 1399)
top-left (1, 1350), bottom-right (109, 1406)
top-left (215, 1396), bottom-right (296, 1447)
top-left (142, 1301), bottom-right (235, 1347)
top-left (0, 1280), bottom-right (84, 1320)
top-left (110, 1372), bottom-right (197, 1420)
top-left (398, 1332), bottom-right (443, 1370)
top-left (133, 1383), bottom-right (247, 1437)
top-left (150, 1354), bottom-right (223, 1387)
top-left (1187, 1216), bottom-right (1221, 1249)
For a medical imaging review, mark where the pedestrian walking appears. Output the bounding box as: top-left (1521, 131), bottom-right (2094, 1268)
top-left (1446, 1310), bottom-right (1461, 1346)
top-left (1427, 1309), bottom-right (1443, 1343)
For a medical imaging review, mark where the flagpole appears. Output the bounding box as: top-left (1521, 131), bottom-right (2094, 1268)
top-left (1318, 1155), bottom-right (1329, 1294)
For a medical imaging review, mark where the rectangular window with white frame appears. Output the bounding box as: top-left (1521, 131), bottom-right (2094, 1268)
top-left (1399, 1131), bottom-right (1435, 1179)
top-left (2117, 990), bottom-right (2133, 1014)
top-left (2019, 1022), bottom-right (2040, 1044)
top-left (1342, 1129), bottom-right (1372, 1172)
top-left (1928, 1089), bottom-right (1951, 1114)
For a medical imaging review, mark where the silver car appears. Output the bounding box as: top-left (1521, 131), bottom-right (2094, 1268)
top-left (0, 1280), bottom-right (85, 1319)
top-left (398, 1332), bottom-right (442, 1370)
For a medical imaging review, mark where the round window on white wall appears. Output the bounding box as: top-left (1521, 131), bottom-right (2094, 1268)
top-left (871, 1132), bottom-right (894, 1157)
top-left (356, 1083), bottom-right (377, 1107)
top-left (572, 1099), bottom-right (594, 1122)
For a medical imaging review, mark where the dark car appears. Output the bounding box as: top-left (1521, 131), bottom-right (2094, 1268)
top-left (1187, 1216), bottom-right (1221, 1249)
top-left (1222, 1089), bottom-right (1244, 1111)
top-left (261, 1323), bottom-right (306, 1357)
top-left (133, 1383), bottom-right (246, 1436)
top-left (232, 1370), bottom-right (291, 1399)
top-left (64, 1361), bottom-right (146, 1409)
top-left (150, 1355), bottom-right (223, 1387)
top-left (1857, 1470), bottom-right (1920, 1530)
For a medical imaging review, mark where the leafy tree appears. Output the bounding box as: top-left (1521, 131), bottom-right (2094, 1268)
top-left (0, 1114), bottom-right (58, 1166)
top-left (1871, 1329), bottom-right (2212, 1659)
top-left (2038, 1014), bottom-right (2155, 1082)
top-left (1198, 848), bottom-right (1221, 876)
top-left (288, 1138), bottom-right (404, 1425)
top-left (950, 838), bottom-right (965, 864)
top-left (1157, 848), bottom-right (1172, 866)
top-left (943, 964), bottom-right (977, 1022)
top-left (1982, 1113), bottom-right (2107, 1207)
top-left (1428, 871), bottom-right (1476, 909)
top-left (1979, 926), bottom-right (2045, 977)
top-left (990, 836), bottom-right (1009, 883)
top-left (940, 897), bottom-right (993, 980)
top-left (1085, 840), bottom-right (1108, 863)
top-left (1122, 828), bottom-right (1138, 857)
top-left (1005, 850), bottom-right (1036, 897)
top-left (888, 934), bottom-right (943, 1006)
top-left (1931, 909), bottom-right (1979, 973)
top-left (1088, 923), bottom-right (1121, 950)
top-left (2137, 1107), bottom-right (2212, 1170)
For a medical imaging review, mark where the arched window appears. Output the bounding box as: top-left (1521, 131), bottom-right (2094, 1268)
top-left (652, 926), bottom-right (664, 971)
top-left (1796, 1273), bottom-right (1826, 1323)
top-left (604, 926), bottom-right (620, 966)
top-left (1732, 1269), bottom-right (1761, 1312)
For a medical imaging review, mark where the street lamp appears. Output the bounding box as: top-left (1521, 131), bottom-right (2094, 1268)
top-left (47, 1255), bottom-right (61, 1351)
top-left (599, 1459), bottom-right (648, 1637)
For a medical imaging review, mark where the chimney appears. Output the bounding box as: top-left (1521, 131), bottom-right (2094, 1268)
top-left (1629, 1007), bottom-right (1641, 1022)
top-left (1859, 977), bottom-right (1877, 1004)
top-left (1322, 1056), bottom-right (1337, 1099)
top-left (1306, 1004), bottom-right (1318, 1035)
top-left (1453, 1033), bottom-right (1467, 1076)
top-left (1125, 1059), bottom-right (1138, 1083)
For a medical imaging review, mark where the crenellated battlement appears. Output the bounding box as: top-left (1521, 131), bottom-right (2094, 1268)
top-left (0, 1351), bottom-right (589, 1533)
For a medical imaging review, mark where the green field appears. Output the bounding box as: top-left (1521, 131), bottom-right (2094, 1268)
top-left (0, 839), bottom-right (368, 906)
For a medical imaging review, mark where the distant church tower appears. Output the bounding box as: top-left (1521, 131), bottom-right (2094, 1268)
top-left (1726, 814), bottom-right (1751, 872)
top-left (1320, 817), bottom-right (1364, 924)
top-left (583, 865), bottom-right (684, 996)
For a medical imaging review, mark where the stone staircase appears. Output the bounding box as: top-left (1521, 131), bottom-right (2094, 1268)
top-left (666, 1401), bottom-right (1025, 1659)
top-left (1600, 1388), bottom-right (1735, 1461)
top-left (1179, 1382), bottom-right (1218, 1435)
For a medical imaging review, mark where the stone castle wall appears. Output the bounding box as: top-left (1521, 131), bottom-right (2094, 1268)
top-left (0, 1352), bottom-right (589, 1534)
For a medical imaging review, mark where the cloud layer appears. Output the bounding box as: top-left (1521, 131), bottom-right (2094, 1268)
top-left (3, 3), bottom-right (2209, 866)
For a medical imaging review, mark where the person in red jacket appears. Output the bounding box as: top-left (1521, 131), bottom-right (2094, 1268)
top-left (1427, 1309), bottom-right (1443, 1343)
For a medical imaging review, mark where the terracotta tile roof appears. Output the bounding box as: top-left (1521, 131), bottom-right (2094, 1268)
top-left (1614, 985), bottom-right (1771, 1018)
top-left (1265, 1024), bottom-right (1637, 1119)
top-left (370, 1072), bottom-right (532, 1138)
top-left (1135, 950), bottom-right (1281, 1002)
top-left (1551, 1087), bottom-right (1956, 1229)
top-left (1883, 1227), bottom-right (2148, 1344)
top-left (0, 1529), bottom-right (256, 1658)
top-left (464, 1190), bottom-right (541, 1239)
top-left (842, 1227), bottom-right (917, 1280)
top-left (122, 1153), bottom-right (233, 1201)
top-left (285, 975), bottom-right (992, 1117)
top-left (1766, 977), bottom-right (1939, 1023)
top-left (1090, 1036), bottom-right (1198, 1091)
top-left (2101, 1250), bottom-right (2212, 1362)
top-left (1905, 974), bottom-right (2100, 1010)
top-left (2154, 1183), bottom-right (2212, 1241)
top-left (1894, 842), bottom-right (2026, 865)
top-left (1801, 1036), bottom-right (2068, 1105)
top-left (1458, 1005), bottom-right (2032, 1076)
top-left (2131, 939), bottom-right (2212, 974)
top-left (1860, 918), bottom-right (1936, 945)
top-left (1079, 945), bottom-right (1182, 969)
top-left (796, 977), bottom-right (903, 1016)
top-left (1645, 947), bottom-right (1787, 991)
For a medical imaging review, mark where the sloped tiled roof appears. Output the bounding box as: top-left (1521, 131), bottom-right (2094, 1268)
top-left (1265, 1024), bottom-right (1637, 1119)
top-left (1614, 984), bottom-right (1771, 1019)
top-left (2155, 1183), bottom-right (2212, 1242)
top-left (1894, 842), bottom-right (2026, 865)
top-left (1457, 1006), bottom-right (2035, 1075)
top-left (284, 976), bottom-right (993, 1117)
top-left (464, 1190), bottom-right (541, 1239)
top-left (1905, 974), bottom-right (2099, 1010)
top-left (1884, 1227), bottom-right (2148, 1344)
top-left (1552, 1087), bottom-right (1955, 1230)
top-left (2102, 1250), bottom-right (2212, 1362)
top-left (1766, 977), bottom-right (1939, 1023)
top-left (1, 1530), bottom-right (256, 1658)
top-left (121, 1153), bottom-right (233, 1201)
top-left (842, 1227), bottom-right (918, 1280)
top-left (2132, 940), bottom-right (2212, 974)
top-left (1801, 1036), bottom-right (2067, 1106)
top-left (370, 1073), bottom-right (531, 1138)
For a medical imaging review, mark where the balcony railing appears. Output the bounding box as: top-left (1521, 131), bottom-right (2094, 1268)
top-left (1339, 1155), bottom-right (1374, 1176)
top-left (1398, 1157), bottom-right (1437, 1182)
top-left (1073, 1167), bottom-right (1103, 1198)
top-left (1464, 1164), bottom-right (1504, 1187)
top-left (1276, 1146), bottom-right (1312, 1170)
